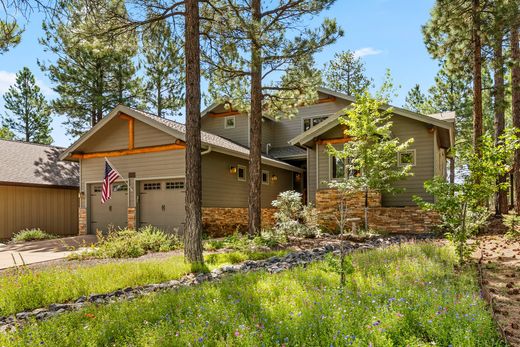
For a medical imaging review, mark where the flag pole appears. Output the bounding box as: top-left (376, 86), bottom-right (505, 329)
top-left (104, 157), bottom-right (134, 192)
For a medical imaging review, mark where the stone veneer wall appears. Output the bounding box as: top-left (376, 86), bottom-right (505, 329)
top-left (316, 189), bottom-right (439, 233)
top-left (78, 208), bottom-right (87, 235)
top-left (128, 208), bottom-right (136, 230)
top-left (202, 208), bottom-right (276, 237)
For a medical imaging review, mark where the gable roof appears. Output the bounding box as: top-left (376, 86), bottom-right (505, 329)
top-left (289, 90), bottom-right (456, 147)
top-left (61, 105), bottom-right (303, 173)
top-left (0, 139), bottom-right (79, 188)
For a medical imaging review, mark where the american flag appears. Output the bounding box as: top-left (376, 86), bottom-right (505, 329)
top-left (101, 160), bottom-right (121, 204)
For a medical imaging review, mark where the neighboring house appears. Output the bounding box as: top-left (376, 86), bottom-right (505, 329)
top-left (61, 87), bottom-right (455, 236)
top-left (0, 140), bottom-right (79, 240)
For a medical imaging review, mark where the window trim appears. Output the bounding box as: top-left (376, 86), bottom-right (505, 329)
top-left (262, 170), bottom-right (270, 185)
top-left (330, 156), bottom-right (347, 180)
top-left (224, 116), bottom-right (236, 129)
top-left (301, 114), bottom-right (331, 132)
top-left (397, 149), bottom-right (416, 167)
top-left (237, 164), bottom-right (247, 182)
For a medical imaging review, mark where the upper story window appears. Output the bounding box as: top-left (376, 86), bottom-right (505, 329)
top-left (303, 116), bottom-right (328, 132)
top-left (398, 150), bottom-right (416, 167)
top-left (225, 116), bottom-right (236, 129)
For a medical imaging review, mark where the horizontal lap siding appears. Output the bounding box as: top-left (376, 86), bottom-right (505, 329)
top-left (202, 151), bottom-right (293, 208)
top-left (307, 147), bottom-right (317, 204)
top-left (383, 116), bottom-right (435, 206)
top-left (201, 114), bottom-right (249, 147)
top-left (0, 185), bottom-right (78, 240)
top-left (271, 99), bottom-right (350, 148)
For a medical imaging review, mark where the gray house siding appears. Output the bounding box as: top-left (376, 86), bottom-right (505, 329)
top-left (202, 151), bottom-right (293, 208)
top-left (271, 99), bottom-right (350, 148)
top-left (201, 113), bottom-right (249, 148)
top-left (309, 114), bottom-right (436, 206)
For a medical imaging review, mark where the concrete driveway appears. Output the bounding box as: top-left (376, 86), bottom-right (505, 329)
top-left (0, 235), bottom-right (97, 270)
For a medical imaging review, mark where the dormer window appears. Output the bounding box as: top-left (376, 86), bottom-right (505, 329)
top-left (225, 116), bottom-right (236, 129)
top-left (303, 116), bottom-right (328, 131)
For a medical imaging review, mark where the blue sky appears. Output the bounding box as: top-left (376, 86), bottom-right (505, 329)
top-left (0, 0), bottom-right (439, 147)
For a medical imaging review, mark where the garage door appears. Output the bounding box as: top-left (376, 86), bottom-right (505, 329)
top-left (89, 183), bottom-right (128, 234)
top-left (138, 179), bottom-right (185, 234)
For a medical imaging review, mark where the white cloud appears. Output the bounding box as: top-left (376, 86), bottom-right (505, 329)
top-left (353, 47), bottom-right (383, 59)
top-left (0, 70), bottom-right (55, 98)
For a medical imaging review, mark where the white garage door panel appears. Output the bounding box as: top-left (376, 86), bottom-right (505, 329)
top-left (89, 183), bottom-right (128, 233)
top-left (139, 179), bottom-right (185, 234)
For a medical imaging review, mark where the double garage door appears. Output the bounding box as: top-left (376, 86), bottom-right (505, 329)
top-left (89, 179), bottom-right (185, 234)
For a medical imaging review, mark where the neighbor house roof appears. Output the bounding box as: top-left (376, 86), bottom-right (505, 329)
top-left (289, 90), bottom-right (456, 148)
top-left (61, 105), bottom-right (303, 173)
top-left (0, 139), bottom-right (79, 188)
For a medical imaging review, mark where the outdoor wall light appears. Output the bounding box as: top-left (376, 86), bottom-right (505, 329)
top-left (229, 166), bottom-right (237, 174)
top-left (271, 174), bottom-right (278, 182)
top-left (295, 173), bottom-right (301, 182)
top-left (79, 191), bottom-right (85, 199)
top-left (427, 125), bottom-right (435, 134)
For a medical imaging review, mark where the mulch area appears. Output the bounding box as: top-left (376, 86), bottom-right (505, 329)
top-left (475, 233), bottom-right (520, 346)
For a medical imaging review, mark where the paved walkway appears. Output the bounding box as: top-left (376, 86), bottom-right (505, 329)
top-left (0, 235), bottom-right (97, 270)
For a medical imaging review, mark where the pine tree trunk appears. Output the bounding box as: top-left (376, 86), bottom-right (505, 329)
top-left (493, 34), bottom-right (508, 215)
top-left (472, 0), bottom-right (483, 157)
top-left (512, 26), bottom-right (520, 213)
top-left (184, 0), bottom-right (204, 264)
top-left (248, 0), bottom-right (262, 236)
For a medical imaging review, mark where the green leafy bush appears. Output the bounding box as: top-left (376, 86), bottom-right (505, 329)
top-left (11, 228), bottom-right (56, 242)
top-left (503, 212), bottom-right (520, 240)
top-left (69, 226), bottom-right (182, 259)
top-left (271, 191), bottom-right (321, 238)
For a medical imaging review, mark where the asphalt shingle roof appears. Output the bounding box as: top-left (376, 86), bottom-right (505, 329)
top-left (0, 140), bottom-right (79, 187)
top-left (268, 146), bottom-right (307, 159)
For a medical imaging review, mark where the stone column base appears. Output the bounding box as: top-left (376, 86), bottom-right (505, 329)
top-left (78, 208), bottom-right (87, 235)
top-left (128, 208), bottom-right (137, 230)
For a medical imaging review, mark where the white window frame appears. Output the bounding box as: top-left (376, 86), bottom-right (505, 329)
top-left (224, 116), bottom-right (236, 129)
top-left (237, 164), bottom-right (247, 182)
top-left (398, 149), bottom-right (416, 167)
top-left (262, 170), bottom-right (270, 185)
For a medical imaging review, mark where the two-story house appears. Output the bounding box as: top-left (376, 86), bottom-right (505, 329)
top-left (61, 87), bottom-right (455, 236)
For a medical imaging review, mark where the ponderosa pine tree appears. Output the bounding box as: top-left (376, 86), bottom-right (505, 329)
top-left (0, 126), bottom-right (14, 140)
top-left (39, 0), bottom-right (141, 138)
top-left (423, 0), bottom-right (487, 156)
top-left (205, 0), bottom-right (342, 235)
top-left (404, 84), bottom-right (432, 114)
top-left (141, 16), bottom-right (184, 118)
top-left (2, 67), bottom-right (53, 144)
top-left (0, 21), bottom-right (21, 53)
top-left (323, 50), bottom-right (372, 95)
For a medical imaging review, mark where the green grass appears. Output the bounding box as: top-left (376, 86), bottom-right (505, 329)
top-left (0, 244), bottom-right (504, 346)
top-left (0, 250), bottom-right (285, 317)
top-left (11, 229), bottom-right (56, 243)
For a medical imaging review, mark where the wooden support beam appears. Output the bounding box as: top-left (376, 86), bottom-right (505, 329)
top-left (316, 97), bottom-right (336, 104)
top-left (118, 113), bottom-right (135, 149)
top-left (208, 110), bottom-right (241, 118)
top-left (316, 137), bottom-right (351, 145)
top-left (70, 141), bottom-right (185, 159)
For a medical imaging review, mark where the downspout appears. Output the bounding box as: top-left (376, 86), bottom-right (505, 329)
top-left (201, 146), bottom-right (212, 155)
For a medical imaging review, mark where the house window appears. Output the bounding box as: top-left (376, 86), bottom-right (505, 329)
top-left (398, 150), bottom-right (416, 167)
top-left (144, 182), bottom-right (161, 190)
top-left (225, 116), bottom-right (236, 129)
top-left (262, 170), bottom-right (270, 185)
top-left (166, 181), bottom-right (185, 190)
top-left (113, 183), bottom-right (128, 192)
top-left (237, 165), bottom-right (247, 181)
top-left (303, 116), bottom-right (328, 131)
top-left (332, 156), bottom-right (346, 179)
top-left (93, 185), bottom-right (102, 193)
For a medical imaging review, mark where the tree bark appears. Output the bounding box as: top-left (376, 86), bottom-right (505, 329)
top-left (493, 33), bottom-right (508, 215)
top-left (512, 26), bottom-right (520, 213)
top-left (472, 0), bottom-right (483, 157)
top-left (248, 0), bottom-right (262, 236)
top-left (184, 0), bottom-right (204, 264)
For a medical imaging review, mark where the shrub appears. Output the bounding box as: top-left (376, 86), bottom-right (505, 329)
top-left (69, 226), bottom-right (182, 259)
top-left (503, 212), bottom-right (520, 240)
top-left (271, 191), bottom-right (321, 238)
top-left (11, 229), bottom-right (56, 242)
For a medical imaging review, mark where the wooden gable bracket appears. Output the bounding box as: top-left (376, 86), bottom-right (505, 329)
top-left (316, 137), bottom-right (352, 145)
top-left (208, 110), bottom-right (241, 118)
top-left (118, 113), bottom-right (135, 150)
top-left (316, 96), bottom-right (336, 104)
top-left (70, 140), bottom-right (186, 159)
